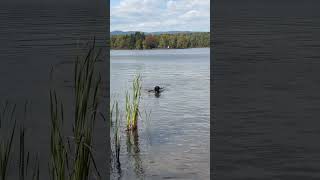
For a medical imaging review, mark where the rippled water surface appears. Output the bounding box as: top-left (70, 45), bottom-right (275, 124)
top-left (0, 2), bottom-right (107, 179)
top-left (213, 0), bottom-right (320, 179)
top-left (111, 48), bottom-right (210, 179)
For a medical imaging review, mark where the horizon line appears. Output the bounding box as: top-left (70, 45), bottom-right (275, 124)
top-left (110, 30), bottom-right (210, 32)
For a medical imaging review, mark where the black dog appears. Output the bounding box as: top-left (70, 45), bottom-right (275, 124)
top-left (148, 86), bottom-right (163, 93)
top-left (154, 86), bottom-right (161, 93)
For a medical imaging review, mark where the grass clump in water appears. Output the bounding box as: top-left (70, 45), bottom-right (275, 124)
top-left (125, 74), bottom-right (142, 131)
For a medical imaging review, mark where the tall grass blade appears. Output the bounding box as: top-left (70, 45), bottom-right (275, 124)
top-left (0, 103), bottom-right (17, 180)
top-left (71, 38), bottom-right (102, 180)
top-left (49, 90), bottom-right (67, 180)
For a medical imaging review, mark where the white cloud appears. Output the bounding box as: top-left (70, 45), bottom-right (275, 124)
top-left (111, 0), bottom-right (210, 32)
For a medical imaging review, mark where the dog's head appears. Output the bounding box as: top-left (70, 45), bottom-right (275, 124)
top-left (154, 86), bottom-right (160, 93)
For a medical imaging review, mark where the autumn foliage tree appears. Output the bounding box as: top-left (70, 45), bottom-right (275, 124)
top-left (143, 35), bottom-right (158, 49)
top-left (110, 32), bottom-right (209, 49)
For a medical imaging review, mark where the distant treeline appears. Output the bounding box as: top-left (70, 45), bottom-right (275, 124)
top-left (110, 32), bottom-right (209, 49)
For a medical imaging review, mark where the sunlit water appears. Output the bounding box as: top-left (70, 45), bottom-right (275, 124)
top-left (110, 48), bottom-right (210, 180)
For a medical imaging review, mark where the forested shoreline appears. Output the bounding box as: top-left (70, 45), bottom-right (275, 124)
top-left (110, 32), bottom-right (209, 49)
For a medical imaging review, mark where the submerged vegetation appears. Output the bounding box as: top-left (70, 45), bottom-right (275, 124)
top-left (111, 32), bottom-right (209, 49)
top-left (110, 74), bottom-right (151, 179)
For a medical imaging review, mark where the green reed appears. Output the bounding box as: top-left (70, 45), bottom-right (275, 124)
top-left (32, 155), bottom-right (40, 180)
top-left (49, 90), bottom-right (67, 180)
top-left (113, 102), bottom-right (121, 162)
top-left (125, 74), bottom-right (142, 131)
top-left (71, 39), bottom-right (101, 180)
top-left (0, 103), bottom-right (17, 180)
top-left (48, 39), bottom-right (102, 180)
top-left (0, 39), bottom-right (103, 180)
top-left (19, 102), bottom-right (31, 180)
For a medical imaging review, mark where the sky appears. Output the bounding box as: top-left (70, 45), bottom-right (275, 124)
top-left (111, 0), bottom-right (210, 32)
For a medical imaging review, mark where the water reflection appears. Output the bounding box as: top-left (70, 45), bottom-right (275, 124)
top-left (111, 138), bottom-right (122, 180)
top-left (126, 130), bottom-right (145, 179)
top-left (114, 148), bottom-right (122, 179)
top-left (154, 93), bottom-right (161, 98)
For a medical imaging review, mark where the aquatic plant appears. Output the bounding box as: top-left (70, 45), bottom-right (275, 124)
top-left (125, 74), bottom-right (142, 131)
top-left (0, 39), bottom-right (103, 180)
top-left (19, 125), bottom-right (26, 180)
top-left (0, 103), bottom-right (17, 180)
top-left (71, 39), bottom-right (101, 180)
top-left (49, 90), bottom-right (67, 180)
top-left (48, 39), bottom-right (102, 180)
top-left (110, 103), bottom-right (114, 126)
top-left (19, 102), bottom-right (31, 180)
top-left (113, 102), bottom-right (121, 163)
top-left (110, 101), bottom-right (121, 176)
top-left (126, 130), bottom-right (144, 178)
top-left (32, 155), bottom-right (40, 180)
top-left (19, 101), bottom-right (43, 180)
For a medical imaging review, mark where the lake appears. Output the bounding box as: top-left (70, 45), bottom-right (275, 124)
top-left (213, 0), bottom-right (320, 179)
top-left (110, 48), bottom-right (210, 179)
top-left (0, 2), bottom-right (108, 179)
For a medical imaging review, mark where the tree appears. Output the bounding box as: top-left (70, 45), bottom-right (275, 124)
top-left (129, 34), bottom-right (136, 49)
top-left (135, 39), bottom-right (143, 49)
top-left (144, 35), bottom-right (157, 49)
top-left (110, 32), bottom-right (209, 49)
top-left (168, 35), bottom-right (177, 48)
top-left (177, 34), bottom-right (189, 48)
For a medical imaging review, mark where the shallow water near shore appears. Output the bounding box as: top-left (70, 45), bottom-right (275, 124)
top-left (111, 48), bottom-right (210, 179)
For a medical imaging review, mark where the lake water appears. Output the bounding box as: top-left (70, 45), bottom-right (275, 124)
top-left (213, 0), bottom-right (320, 179)
top-left (0, 2), bottom-right (108, 179)
top-left (110, 48), bottom-right (210, 179)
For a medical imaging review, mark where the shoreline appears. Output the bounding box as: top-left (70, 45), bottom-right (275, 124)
top-left (110, 47), bottom-right (210, 50)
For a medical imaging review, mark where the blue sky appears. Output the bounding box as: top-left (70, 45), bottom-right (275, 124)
top-left (110, 0), bottom-right (119, 7)
top-left (111, 0), bottom-right (210, 32)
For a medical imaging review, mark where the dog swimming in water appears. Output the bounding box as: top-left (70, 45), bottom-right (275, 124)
top-left (148, 86), bottom-right (164, 94)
